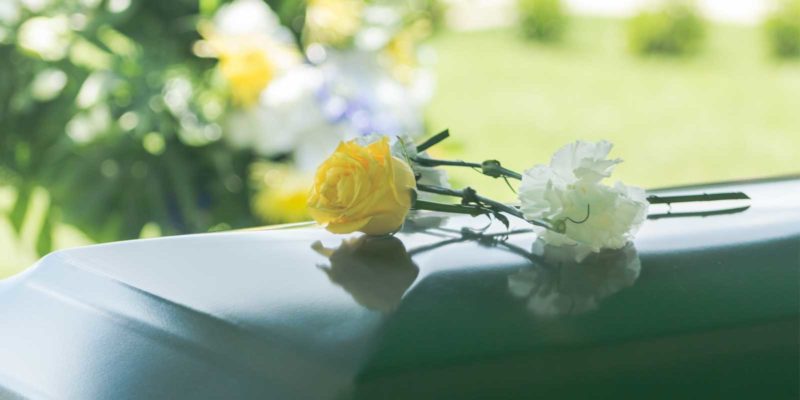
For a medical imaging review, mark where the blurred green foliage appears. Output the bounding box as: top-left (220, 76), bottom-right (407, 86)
top-left (627, 2), bottom-right (705, 56)
top-left (422, 0), bottom-right (448, 32)
top-left (0, 0), bottom-right (304, 255)
top-left (517, 0), bottom-right (567, 42)
top-left (764, 0), bottom-right (800, 59)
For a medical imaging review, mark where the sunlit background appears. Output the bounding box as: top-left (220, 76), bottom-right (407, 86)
top-left (1, 0), bottom-right (799, 277)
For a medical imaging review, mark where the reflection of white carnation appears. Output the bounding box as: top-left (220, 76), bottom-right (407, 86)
top-left (519, 141), bottom-right (648, 259)
top-left (508, 241), bottom-right (641, 317)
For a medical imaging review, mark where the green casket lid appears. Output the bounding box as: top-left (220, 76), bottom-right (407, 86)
top-left (0, 177), bottom-right (798, 399)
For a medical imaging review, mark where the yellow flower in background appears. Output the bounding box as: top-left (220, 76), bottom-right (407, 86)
top-left (252, 164), bottom-right (312, 224)
top-left (308, 137), bottom-right (417, 235)
top-left (214, 40), bottom-right (275, 106)
top-left (385, 20), bottom-right (431, 83)
top-left (305, 0), bottom-right (363, 46)
top-left (196, 0), bottom-right (302, 107)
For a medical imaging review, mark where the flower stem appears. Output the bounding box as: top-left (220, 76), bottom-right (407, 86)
top-left (413, 156), bottom-right (523, 180)
top-left (416, 184), bottom-right (554, 231)
top-left (416, 129), bottom-right (450, 153)
top-left (412, 199), bottom-right (487, 216)
top-left (646, 191), bottom-right (750, 204)
top-left (413, 157), bottom-right (481, 169)
top-left (647, 205), bottom-right (750, 220)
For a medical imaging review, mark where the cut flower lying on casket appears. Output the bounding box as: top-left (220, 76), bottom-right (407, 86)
top-left (307, 130), bottom-right (748, 256)
top-left (307, 137), bottom-right (416, 235)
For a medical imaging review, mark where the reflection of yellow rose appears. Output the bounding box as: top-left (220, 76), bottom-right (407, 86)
top-left (314, 236), bottom-right (419, 312)
top-left (308, 137), bottom-right (416, 235)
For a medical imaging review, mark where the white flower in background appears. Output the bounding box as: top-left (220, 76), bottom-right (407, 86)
top-left (519, 141), bottom-right (648, 260)
top-left (202, 0), bottom-right (325, 159)
top-left (304, 0), bottom-right (364, 46)
top-left (212, 0), bottom-right (285, 39)
top-left (20, 0), bottom-right (52, 13)
top-left (508, 241), bottom-right (641, 317)
top-left (354, 4), bottom-right (404, 51)
top-left (202, 0), bottom-right (435, 174)
top-left (17, 15), bottom-right (71, 60)
top-left (0, 1), bottom-right (21, 26)
top-left (227, 66), bottom-right (348, 168)
top-left (201, 0), bottom-right (300, 107)
top-left (317, 49), bottom-right (432, 139)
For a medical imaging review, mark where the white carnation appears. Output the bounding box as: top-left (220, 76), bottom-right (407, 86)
top-left (519, 140), bottom-right (648, 258)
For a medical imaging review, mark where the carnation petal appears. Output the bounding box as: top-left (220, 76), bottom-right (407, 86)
top-left (550, 140), bottom-right (621, 183)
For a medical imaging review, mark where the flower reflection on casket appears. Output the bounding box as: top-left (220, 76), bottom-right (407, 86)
top-left (313, 236), bottom-right (419, 312)
top-left (508, 240), bottom-right (641, 317)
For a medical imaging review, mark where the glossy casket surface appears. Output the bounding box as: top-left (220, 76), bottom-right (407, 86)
top-left (0, 177), bottom-right (798, 399)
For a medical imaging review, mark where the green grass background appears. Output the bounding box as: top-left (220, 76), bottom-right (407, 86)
top-left (2, 17), bottom-right (799, 278)
top-left (426, 18), bottom-right (800, 199)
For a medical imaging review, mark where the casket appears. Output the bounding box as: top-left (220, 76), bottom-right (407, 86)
top-left (1, 177), bottom-right (798, 399)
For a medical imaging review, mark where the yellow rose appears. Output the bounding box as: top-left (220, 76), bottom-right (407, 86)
top-left (308, 137), bottom-right (417, 235)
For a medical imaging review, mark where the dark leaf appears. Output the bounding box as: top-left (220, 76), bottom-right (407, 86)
top-left (35, 206), bottom-right (54, 256)
top-left (494, 212), bottom-right (510, 229)
top-left (9, 186), bottom-right (31, 234)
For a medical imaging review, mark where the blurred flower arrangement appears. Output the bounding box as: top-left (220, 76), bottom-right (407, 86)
top-left (0, 0), bottom-right (437, 255)
top-left (196, 0), bottom-right (436, 224)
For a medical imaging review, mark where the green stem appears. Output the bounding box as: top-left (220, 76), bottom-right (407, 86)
top-left (647, 205), bottom-right (750, 220)
top-left (646, 192), bottom-right (750, 204)
top-left (416, 129), bottom-right (450, 153)
top-left (413, 156), bottom-right (523, 181)
top-left (412, 199), bottom-right (487, 216)
top-left (413, 157), bottom-right (481, 169)
top-left (481, 160), bottom-right (523, 180)
top-left (416, 184), bottom-right (554, 231)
